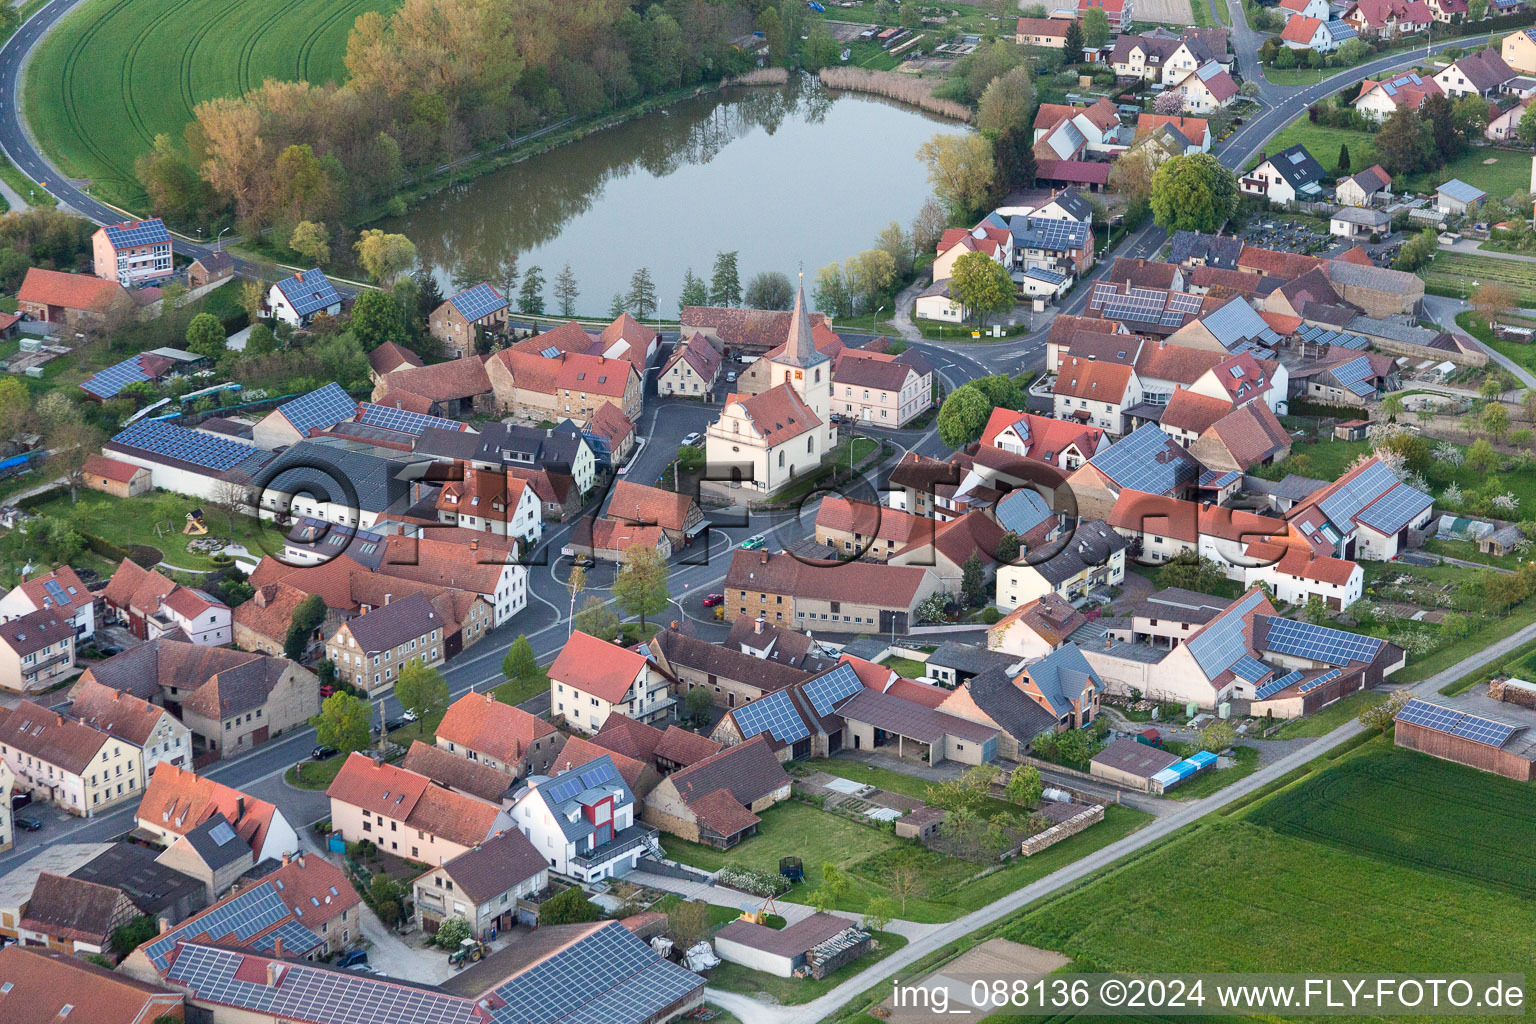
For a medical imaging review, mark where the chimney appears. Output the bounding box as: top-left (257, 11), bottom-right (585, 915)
top-left (273, 937), bottom-right (285, 959)
top-left (297, 853), bottom-right (305, 869)
top-left (754, 616), bottom-right (765, 635)
top-left (282, 852), bottom-right (291, 867)
top-left (484, 691), bottom-right (495, 704)
top-left (266, 962), bottom-right (283, 987)
top-left (470, 539), bottom-right (478, 551)
top-left (236, 796), bottom-right (245, 820)
top-left (372, 753), bottom-right (384, 767)
top-left (760, 552), bottom-right (768, 565)
top-left (384, 593), bottom-right (392, 605)
top-left (157, 917), bottom-right (172, 935)
top-left (54, 713), bottom-right (63, 725)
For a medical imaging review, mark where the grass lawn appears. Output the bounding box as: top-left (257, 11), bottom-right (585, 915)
top-left (660, 801), bottom-right (898, 887)
top-left (1422, 536), bottom-right (1521, 570)
top-left (1440, 635), bottom-right (1536, 695)
top-left (799, 757), bottom-right (1020, 818)
top-left (649, 893), bottom-right (742, 929)
top-left (1246, 121), bottom-right (1372, 177)
top-left (1248, 741), bottom-right (1536, 896)
top-left (26, 0), bottom-right (385, 212)
top-left (26, 491), bottom-right (277, 571)
top-left (707, 930), bottom-right (908, 1005)
top-left (1159, 743), bottom-right (1258, 800)
top-left (876, 656), bottom-right (926, 679)
top-left (492, 673), bottom-right (548, 709)
top-left (1458, 310), bottom-right (1536, 376)
top-left (1267, 688), bottom-right (1385, 739)
top-left (286, 755), bottom-right (346, 790)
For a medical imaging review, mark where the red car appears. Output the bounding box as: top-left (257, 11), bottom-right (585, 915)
top-left (701, 593), bottom-right (725, 608)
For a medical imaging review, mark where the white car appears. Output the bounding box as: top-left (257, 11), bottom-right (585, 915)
top-left (681, 432), bottom-right (702, 447)
top-left (401, 709), bottom-right (418, 723)
top-left (725, 371), bottom-right (737, 383)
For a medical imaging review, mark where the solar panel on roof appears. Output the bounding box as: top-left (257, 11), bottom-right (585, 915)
top-left (1254, 669), bottom-right (1303, 699)
top-left (276, 269), bottom-right (342, 317)
top-left (357, 403), bottom-right (463, 436)
top-left (1230, 656), bottom-right (1271, 683)
top-left (42, 579), bottom-right (69, 606)
top-left (146, 882), bottom-right (295, 969)
top-left (545, 758), bottom-right (620, 804)
top-left (111, 419), bottom-right (258, 471)
top-left (1017, 217), bottom-right (1089, 252)
top-left (803, 663), bottom-right (863, 716)
top-left (277, 383), bottom-right (358, 435)
top-left (82, 354), bottom-right (155, 399)
top-left (732, 689), bottom-right (809, 744)
top-left (1187, 590), bottom-right (1267, 679)
top-left (1318, 460), bottom-right (1398, 530)
top-left (1088, 424), bottom-right (1196, 495)
top-left (449, 282), bottom-right (508, 322)
top-left (1261, 616), bottom-right (1382, 664)
top-left (103, 218), bottom-right (170, 249)
top-left (1297, 668), bottom-right (1341, 694)
top-left (209, 820), bottom-right (237, 845)
top-left (997, 488), bottom-right (1054, 535)
top-left (1396, 698), bottom-right (1517, 747)
top-left (1355, 482), bottom-right (1432, 535)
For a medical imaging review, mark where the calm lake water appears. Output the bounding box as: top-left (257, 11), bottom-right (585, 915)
top-left (385, 77), bottom-right (968, 319)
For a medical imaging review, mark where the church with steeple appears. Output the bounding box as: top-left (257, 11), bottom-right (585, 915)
top-left (704, 279), bottom-right (837, 496)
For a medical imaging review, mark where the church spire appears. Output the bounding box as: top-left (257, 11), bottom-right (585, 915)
top-left (778, 274), bottom-right (826, 369)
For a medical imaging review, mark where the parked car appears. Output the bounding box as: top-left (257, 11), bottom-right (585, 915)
top-left (14, 816), bottom-right (42, 832)
top-left (10, 791), bottom-right (31, 810)
top-left (701, 593), bottom-right (725, 608)
top-left (725, 371), bottom-right (737, 383)
top-left (571, 554), bottom-right (595, 568)
top-left (740, 534), bottom-right (767, 550)
top-left (401, 709), bottom-right (418, 723)
top-left (97, 645), bottom-right (122, 657)
top-left (319, 684), bottom-right (335, 698)
top-left (336, 949), bottom-right (369, 969)
top-left (384, 718), bottom-right (406, 733)
top-left (681, 432), bottom-right (702, 447)
top-left (311, 745), bottom-right (339, 760)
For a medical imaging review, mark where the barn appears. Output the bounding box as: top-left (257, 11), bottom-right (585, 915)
top-left (1393, 694), bottom-right (1536, 782)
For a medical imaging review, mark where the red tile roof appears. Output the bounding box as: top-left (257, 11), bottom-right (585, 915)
top-left (1281, 15), bottom-right (1323, 41)
top-left (607, 481), bottom-right (697, 533)
top-left (1053, 355), bottom-right (1135, 402)
top-left (592, 714), bottom-right (666, 762)
top-left (555, 353), bottom-right (633, 398)
top-left (368, 341), bottom-right (423, 375)
top-left (0, 946), bottom-right (182, 1024)
top-left (82, 454), bottom-right (144, 484)
top-left (1108, 490), bottom-right (1200, 543)
top-left (1158, 389), bottom-right (1232, 434)
top-left (729, 382), bottom-right (823, 445)
top-left (654, 725), bottom-right (724, 767)
top-left (137, 762), bottom-right (282, 854)
top-left (436, 691), bottom-right (557, 765)
top-left (553, 734), bottom-right (653, 793)
top-left (815, 496), bottom-right (929, 546)
top-left (17, 268), bottom-right (126, 312)
top-left (379, 355), bottom-right (491, 403)
top-left (549, 631), bottom-right (652, 703)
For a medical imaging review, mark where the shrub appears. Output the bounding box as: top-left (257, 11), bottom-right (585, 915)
top-left (127, 544), bottom-right (163, 568)
top-left (716, 865), bottom-right (791, 896)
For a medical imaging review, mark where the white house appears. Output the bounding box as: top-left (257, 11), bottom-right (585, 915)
top-left (1052, 355), bottom-right (1142, 435)
top-left (914, 279), bottom-right (964, 322)
top-left (1240, 144), bottom-right (1327, 204)
top-left (0, 566), bottom-right (95, 640)
top-left (509, 753), bottom-right (656, 882)
top-left (1277, 0), bottom-right (1330, 20)
top-left (548, 631), bottom-right (675, 735)
top-left (1170, 62), bottom-right (1240, 112)
top-left (265, 269), bottom-right (343, 327)
top-left (1352, 72), bottom-right (1443, 122)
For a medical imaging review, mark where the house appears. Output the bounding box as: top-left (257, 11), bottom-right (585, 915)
top-left (642, 736), bottom-right (791, 848)
top-left (80, 453), bottom-right (152, 496)
top-left (1277, 0), bottom-right (1329, 18)
top-left (0, 565), bottom-right (94, 641)
top-left (606, 480), bottom-right (706, 547)
top-left (435, 690), bottom-right (562, 778)
top-left (1279, 15), bottom-right (1339, 50)
top-left (186, 251), bottom-right (234, 290)
top-left (1437, 178), bottom-right (1487, 215)
top-left (1488, 97), bottom-right (1532, 139)
top-left (814, 496), bottom-right (930, 561)
top-left (1289, 349), bottom-right (1399, 406)
top-left (92, 218), bottom-right (173, 288)
top-left (714, 914), bottom-right (871, 979)
top-left (101, 558), bottom-right (232, 646)
top-left (659, 332), bottom-right (723, 397)
top-left (1016, 16), bottom-right (1074, 45)
top-left (372, 534), bottom-right (527, 627)
top-left (101, 418), bottom-right (270, 505)
top-left (1344, 0), bottom-right (1433, 36)
top-left (553, 732), bottom-right (663, 799)
top-left (570, 516), bottom-right (672, 564)
top-left (368, 340), bottom-right (424, 380)
top-left (1189, 399), bottom-right (1293, 472)
top-left (1325, 259), bottom-right (1423, 317)
top-left (15, 872), bottom-right (139, 955)
top-left (153, 815), bottom-right (257, 900)
top-left (1503, 27), bottom-right (1536, 74)
top-left (1090, 737), bottom-right (1181, 792)
top-left (914, 279), bottom-right (963, 322)
top-left (933, 222), bottom-right (1014, 282)
top-left (1240, 145), bottom-right (1327, 204)
top-left (1032, 99), bottom-right (1127, 161)
top-left (550, 631), bottom-right (674, 734)
top-left (16, 268), bottom-right (133, 329)
top-left (508, 753), bottom-right (657, 881)
top-left (1330, 206), bottom-right (1392, 239)
top-left (832, 348), bottom-right (934, 426)
top-left (935, 642), bottom-right (1105, 756)
top-left (1110, 29), bottom-right (1218, 84)
top-left (374, 354), bottom-right (495, 418)
top-left (435, 467), bottom-right (543, 547)
top-left (1135, 113), bottom-right (1211, 152)
top-left (400, 741), bottom-right (516, 804)
top-left (1353, 71), bottom-right (1443, 121)
top-left (724, 549), bottom-right (940, 634)
top-left (0, 701), bottom-right (141, 815)
top-left (1286, 456), bottom-right (1434, 560)
top-left (327, 753), bottom-right (513, 864)
top-left (994, 518), bottom-right (1128, 609)
top-left (135, 762), bottom-right (299, 862)
top-left (1066, 424), bottom-right (1202, 517)
top-left (647, 626), bottom-right (811, 710)
top-left (986, 592), bottom-right (1087, 660)
top-left (415, 421), bottom-right (594, 497)
top-left (1434, 48), bottom-right (1517, 97)
top-left (982, 409), bottom-right (1106, 469)
top-left (1079, 0), bottom-right (1132, 31)
top-left (680, 304), bottom-right (833, 357)
top-left (1425, 0), bottom-right (1468, 20)
top-left (595, 715), bottom-right (722, 775)
top-left (0, 946), bottom-right (184, 1022)
top-left (264, 269), bottom-right (343, 327)
top-left (1052, 355), bottom-right (1142, 435)
top-left (430, 283), bottom-right (509, 357)
top-left (324, 591), bottom-right (450, 696)
top-left (1336, 165), bottom-right (1392, 206)
top-left (1169, 62), bottom-right (1240, 111)
top-left (66, 677), bottom-right (191, 778)
top-left (411, 828), bottom-right (548, 938)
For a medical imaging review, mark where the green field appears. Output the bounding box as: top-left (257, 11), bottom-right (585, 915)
top-left (1424, 251), bottom-right (1536, 306)
top-left (26, 0), bottom-right (390, 211)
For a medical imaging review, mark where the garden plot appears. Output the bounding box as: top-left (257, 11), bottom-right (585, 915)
top-left (1136, 0), bottom-right (1195, 23)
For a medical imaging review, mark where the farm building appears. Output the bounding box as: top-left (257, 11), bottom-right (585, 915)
top-left (1089, 737), bottom-right (1180, 792)
top-left (1393, 694), bottom-right (1536, 781)
top-left (713, 913), bottom-right (872, 978)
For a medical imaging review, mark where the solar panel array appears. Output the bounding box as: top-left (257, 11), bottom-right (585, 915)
top-left (1260, 616), bottom-right (1382, 665)
top-left (1088, 282), bottom-right (1119, 310)
top-left (82, 354), bottom-right (155, 399)
top-left (1165, 291), bottom-right (1203, 314)
top-left (1088, 424), bottom-right (1197, 494)
top-left (42, 579), bottom-right (70, 606)
top-left (250, 918), bottom-right (323, 956)
top-left (1200, 469), bottom-right (1240, 488)
top-left (357, 403), bottom-right (464, 436)
top-left (997, 488), bottom-right (1054, 535)
top-left (145, 882), bottom-right (300, 969)
top-left (103, 218), bottom-right (170, 249)
top-left (112, 419), bottom-right (259, 470)
top-left (544, 758), bottom-right (620, 805)
top-left (1396, 698), bottom-right (1518, 748)
top-left (165, 943), bottom-right (478, 1024)
top-left (802, 663), bottom-right (863, 717)
top-left (1297, 324), bottom-right (1368, 350)
top-left (278, 384), bottom-right (358, 435)
top-left (1326, 19), bottom-right (1357, 39)
top-left (277, 269), bottom-right (343, 317)
top-left (1017, 217), bottom-right (1090, 252)
top-left (1254, 669), bottom-right (1303, 700)
top-left (732, 688), bottom-right (809, 744)
top-left (1318, 460), bottom-right (1398, 531)
top-left (449, 283), bottom-right (508, 322)
top-left (1355, 482), bottom-right (1433, 536)
top-left (1328, 355), bottom-right (1377, 397)
top-left (1230, 655), bottom-right (1271, 684)
top-left (1186, 590), bottom-right (1267, 679)
top-left (1297, 668), bottom-right (1341, 694)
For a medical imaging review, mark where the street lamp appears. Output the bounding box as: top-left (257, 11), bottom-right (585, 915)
top-left (215, 227), bottom-right (230, 252)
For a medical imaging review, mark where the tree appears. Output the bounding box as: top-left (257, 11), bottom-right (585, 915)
top-left (608, 293), bottom-right (626, 318)
top-left (744, 271), bottom-right (794, 310)
top-left (874, 221), bottom-right (915, 280)
top-left (434, 917), bottom-right (472, 949)
top-left (184, 312), bottom-right (226, 359)
top-left (1150, 153), bottom-right (1238, 233)
top-left (1420, 94), bottom-right (1465, 164)
top-left (863, 896), bottom-right (897, 933)
top-left (1469, 0), bottom-right (1489, 17)
top-left (917, 132), bottom-right (995, 219)
top-left (627, 267), bottom-right (658, 319)
top-left (949, 250), bottom-right (1015, 327)
top-left (50, 420), bottom-right (103, 503)
top-left (886, 856), bottom-right (926, 913)
top-left (1081, 5), bottom-right (1110, 46)
top-left (1006, 764), bottom-right (1042, 807)
top-left (1154, 551), bottom-right (1228, 592)
top-left (684, 685), bottom-right (714, 722)
top-left (1481, 400), bottom-right (1510, 440)
top-left (937, 385), bottom-right (993, 449)
top-left (1381, 393), bottom-right (1404, 421)
top-left (111, 916), bottom-right (159, 957)
top-left (539, 886), bottom-right (601, 925)
top-left (1375, 108), bottom-right (1434, 176)
top-left (552, 263), bottom-right (580, 317)
top-left (1063, 17), bottom-right (1084, 54)
top-left (846, 248), bottom-right (897, 313)
top-left (1454, 93), bottom-right (1491, 140)
top-left (976, 67), bottom-right (1033, 139)
top-left (289, 220), bottom-right (331, 265)
top-left (502, 634), bottom-right (540, 683)
top-left (349, 288), bottom-right (405, 346)
top-left (284, 593), bottom-right (327, 662)
top-left (996, 530), bottom-right (1021, 565)
top-left (710, 251), bottom-right (741, 307)
top-left (1359, 689), bottom-right (1413, 731)
top-left (310, 691), bottom-right (370, 754)
top-left (573, 596), bottom-right (620, 640)
top-left (1337, 143), bottom-right (1351, 174)
top-left (1304, 593), bottom-right (1330, 625)
top-left (667, 899), bottom-right (713, 949)
top-left (1153, 89), bottom-right (1184, 116)
top-left (1519, 103), bottom-right (1536, 146)
top-left (1199, 719), bottom-right (1236, 753)
top-left (992, 126), bottom-right (1037, 199)
top-left (1472, 281), bottom-right (1516, 325)
top-left (910, 197), bottom-right (947, 256)
top-left (396, 661), bottom-right (449, 736)
top-left (613, 546), bottom-right (669, 629)
top-left (519, 265), bottom-right (546, 315)
top-left (960, 551), bottom-right (987, 608)
top-left (1108, 145), bottom-right (1157, 223)
top-left (1467, 436), bottom-right (1499, 472)
top-left (353, 230), bottom-right (417, 286)
top-left (678, 268), bottom-right (708, 310)
top-left (813, 263), bottom-right (852, 319)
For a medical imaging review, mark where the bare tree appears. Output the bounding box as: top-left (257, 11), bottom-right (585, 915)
top-left (50, 420), bottom-right (104, 503)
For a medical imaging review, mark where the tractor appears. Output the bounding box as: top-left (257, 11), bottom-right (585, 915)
top-left (447, 937), bottom-right (489, 968)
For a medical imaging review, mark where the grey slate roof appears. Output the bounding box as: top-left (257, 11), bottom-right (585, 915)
top-left (255, 438), bottom-right (414, 515)
top-left (176, 816), bottom-right (254, 872)
top-left (1167, 231), bottom-right (1242, 270)
top-left (343, 591), bottom-right (441, 653)
top-left (964, 666), bottom-right (1057, 743)
top-left (927, 642), bottom-right (1018, 676)
top-left (1027, 519), bottom-right (1128, 586)
top-left (1263, 145), bottom-right (1326, 190)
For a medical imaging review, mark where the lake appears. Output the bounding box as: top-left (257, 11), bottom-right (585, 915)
top-left (386, 76), bottom-right (969, 319)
